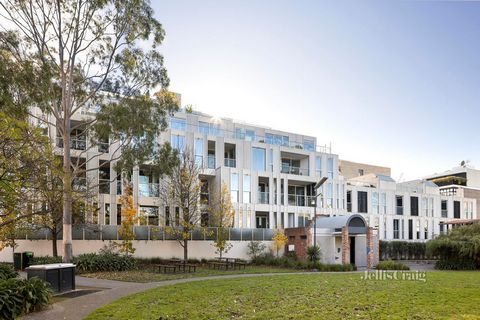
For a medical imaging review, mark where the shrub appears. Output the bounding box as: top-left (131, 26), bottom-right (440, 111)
top-left (306, 245), bottom-right (321, 262)
top-left (380, 241), bottom-right (427, 260)
top-left (251, 253), bottom-right (354, 272)
top-left (376, 260), bottom-right (410, 270)
top-left (434, 259), bottom-right (477, 270)
top-left (0, 277), bottom-right (51, 319)
top-left (247, 241), bottom-right (266, 259)
top-left (73, 252), bottom-right (136, 273)
top-left (0, 264), bottom-right (18, 280)
top-left (29, 256), bottom-right (63, 265)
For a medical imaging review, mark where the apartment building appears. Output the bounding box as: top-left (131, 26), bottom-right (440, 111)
top-left (33, 104), bottom-right (478, 242)
top-left (344, 174), bottom-right (477, 241)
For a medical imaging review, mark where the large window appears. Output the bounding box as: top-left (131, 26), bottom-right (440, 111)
top-left (140, 206), bottom-right (159, 226)
top-left (315, 156), bottom-right (322, 176)
top-left (170, 117), bottom-right (186, 131)
top-left (346, 191), bottom-right (352, 212)
top-left (408, 219), bottom-right (413, 240)
top-left (380, 193), bottom-right (387, 214)
top-left (171, 134), bottom-right (185, 152)
top-left (252, 147), bottom-right (266, 171)
top-left (243, 174), bottom-right (251, 204)
top-left (265, 133), bottom-right (289, 146)
top-left (396, 196), bottom-right (403, 215)
top-left (357, 191), bottom-right (368, 213)
top-left (194, 138), bottom-right (203, 167)
top-left (372, 192), bottom-right (379, 214)
top-left (454, 201), bottom-right (461, 219)
top-left (326, 183), bottom-right (333, 208)
top-left (303, 139), bottom-right (315, 151)
top-left (230, 173), bottom-right (239, 203)
top-left (393, 219), bottom-right (400, 239)
top-left (104, 204), bottom-right (110, 225)
top-left (327, 158), bottom-right (334, 179)
top-left (410, 196), bottom-right (419, 216)
top-left (235, 128), bottom-right (255, 141)
top-left (441, 200), bottom-right (448, 217)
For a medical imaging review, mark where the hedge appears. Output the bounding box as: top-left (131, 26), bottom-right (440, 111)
top-left (74, 253), bottom-right (136, 273)
top-left (376, 260), bottom-right (410, 270)
top-left (251, 253), bottom-right (356, 272)
top-left (379, 241), bottom-right (428, 260)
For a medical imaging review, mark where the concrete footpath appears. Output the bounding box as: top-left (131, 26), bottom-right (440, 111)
top-left (21, 272), bottom-right (324, 320)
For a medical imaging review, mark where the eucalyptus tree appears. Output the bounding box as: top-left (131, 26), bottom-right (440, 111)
top-left (0, 0), bottom-right (179, 262)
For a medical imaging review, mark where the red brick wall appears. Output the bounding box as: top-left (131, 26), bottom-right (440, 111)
top-left (284, 227), bottom-right (311, 261)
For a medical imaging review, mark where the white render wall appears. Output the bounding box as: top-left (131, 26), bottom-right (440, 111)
top-left (0, 240), bottom-right (277, 263)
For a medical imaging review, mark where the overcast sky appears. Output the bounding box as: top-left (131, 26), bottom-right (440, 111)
top-left (153, 0), bottom-right (480, 181)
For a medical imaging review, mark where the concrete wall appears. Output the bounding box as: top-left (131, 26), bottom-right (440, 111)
top-left (0, 240), bottom-right (275, 263)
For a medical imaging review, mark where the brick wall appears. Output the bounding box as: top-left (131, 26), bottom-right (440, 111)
top-left (285, 227), bottom-right (311, 261)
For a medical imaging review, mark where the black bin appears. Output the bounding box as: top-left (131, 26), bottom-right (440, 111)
top-left (26, 263), bottom-right (76, 293)
top-left (13, 251), bottom-right (34, 270)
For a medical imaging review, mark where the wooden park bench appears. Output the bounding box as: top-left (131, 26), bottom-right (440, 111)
top-left (157, 264), bottom-right (177, 273)
top-left (208, 261), bottom-right (229, 270)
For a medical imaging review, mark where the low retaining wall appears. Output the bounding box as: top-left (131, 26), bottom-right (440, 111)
top-left (0, 240), bottom-right (276, 263)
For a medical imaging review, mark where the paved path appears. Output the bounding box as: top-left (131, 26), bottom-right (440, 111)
top-left (22, 272), bottom-right (332, 320)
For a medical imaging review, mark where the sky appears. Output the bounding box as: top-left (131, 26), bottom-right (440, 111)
top-left (152, 0), bottom-right (480, 181)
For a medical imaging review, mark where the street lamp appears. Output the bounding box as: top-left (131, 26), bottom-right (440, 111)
top-left (311, 177), bottom-right (328, 249)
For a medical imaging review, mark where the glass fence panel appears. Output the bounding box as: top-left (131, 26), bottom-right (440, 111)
top-left (84, 225), bottom-right (101, 240)
top-left (241, 229), bottom-right (253, 241)
top-left (253, 228), bottom-right (264, 241)
top-left (72, 225), bottom-right (84, 240)
top-left (102, 225), bottom-right (118, 240)
top-left (230, 228), bottom-right (242, 241)
top-left (191, 229), bottom-right (205, 240)
top-left (264, 228), bottom-right (274, 241)
top-left (134, 226), bottom-right (149, 240)
top-left (149, 227), bottom-right (163, 240)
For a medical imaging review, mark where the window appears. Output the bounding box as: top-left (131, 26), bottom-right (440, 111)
top-left (416, 220), bottom-right (420, 239)
top-left (327, 158), bottom-right (334, 179)
top-left (235, 128), bottom-right (256, 141)
top-left (140, 206), bottom-right (159, 226)
top-left (346, 191), bottom-right (352, 212)
top-left (372, 192), bottom-right (379, 214)
top-left (231, 173), bottom-right (239, 202)
top-left (175, 207), bottom-right (180, 226)
top-left (269, 148), bottom-right (274, 172)
top-left (454, 201), bottom-right (460, 219)
top-left (380, 193), bottom-right (387, 214)
top-left (410, 196), bottom-right (419, 216)
top-left (265, 133), bottom-right (289, 147)
top-left (396, 196), bottom-right (403, 215)
top-left (252, 147), bottom-right (266, 171)
top-left (170, 117), bottom-right (186, 131)
top-left (116, 204), bottom-right (122, 226)
top-left (326, 183), bottom-right (333, 208)
top-left (303, 139), bottom-right (315, 151)
top-left (422, 197), bottom-right (428, 217)
top-left (105, 204), bottom-right (110, 225)
top-left (243, 174), bottom-right (251, 204)
top-left (408, 219), bottom-right (413, 240)
top-left (315, 156), bottom-right (322, 176)
top-left (198, 121), bottom-right (220, 136)
top-left (424, 222), bottom-right (428, 240)
top-left (429, 198), bottom-right (434, 217)
top-left (393, 219), bottom-right (400, 239)
top-left (358, 191), bottom-right (368, 213)
top-left (165, 206), bottom-right (170, 226)
top-left (358, 169), bottom-right (364, 176)
top-left (171, 134), bottom-right (185, 152)
top-left (194, 138), bottom-right (203, 167)
top-left (441, 200), bottom-right (448, 217)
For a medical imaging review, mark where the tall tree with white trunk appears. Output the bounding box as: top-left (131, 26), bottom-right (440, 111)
top-left (0, 0), bottom-right (179, 262)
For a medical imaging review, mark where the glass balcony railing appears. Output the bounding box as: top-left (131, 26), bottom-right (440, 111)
top-left (56, 137), bottom-right (87, 150)
top-left (224, 158), bottom-right (236, 168)
top-left (207, 155), bottom-right (216, 169)
top-left (396, 206), bottom-right (404, 215)
top-left (281, 166), bottom-right (309, 176)
top-left (258, 192), bottom-right (269, 204)
top-left (139, 183), bottom-right (160, 197)
top-left (287, 194), bottom-right (315, 207)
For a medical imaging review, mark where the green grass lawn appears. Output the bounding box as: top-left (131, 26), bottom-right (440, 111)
top-left (81, 265), bottom-right (300, 283)
top-left (85, 271), bottom-right (480, 319)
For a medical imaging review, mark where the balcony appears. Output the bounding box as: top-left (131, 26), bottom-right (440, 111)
top-left (224, 158), bottom-right (236, 168)
top-left (56, 137), bottom-right (87, 151)
top-left (287, 194), bottom-right (314, 207)
top-left (258, 192), bottom-right (269, 204)
top-left (207, 155), bottom-right (216, 169)
top-left (396, 206), bottom-right (403, 215)
top-left (139, 183), bottom-right (160, 197)
top-left (281, 165), bottom-right (309, 176)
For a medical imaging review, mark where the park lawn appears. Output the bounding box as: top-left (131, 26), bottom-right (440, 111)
top-left (81, 265), bottom-right (300, 283)
top-left (85, 271), bottom-right (480, 320)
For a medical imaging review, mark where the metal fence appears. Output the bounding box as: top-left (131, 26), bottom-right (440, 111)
top-left (16, 225), bottom-right (275, 242)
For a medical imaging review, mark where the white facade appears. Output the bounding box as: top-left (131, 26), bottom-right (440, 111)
top-left (30, 107), bottom-right (478, 243)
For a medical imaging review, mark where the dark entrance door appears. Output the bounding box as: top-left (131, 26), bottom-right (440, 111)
top-left (349, 236), bottom-right (356, 265)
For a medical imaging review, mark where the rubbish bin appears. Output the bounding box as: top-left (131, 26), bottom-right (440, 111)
top-left (13, 251), bottom-right (34, 270)
top-left (25, 263), bottom-right (76, 293)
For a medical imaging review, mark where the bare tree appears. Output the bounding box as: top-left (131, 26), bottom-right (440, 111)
top-left (0, 1), bottom-right (179, 262)
top-left (160, 151), bottom-right (204, 262)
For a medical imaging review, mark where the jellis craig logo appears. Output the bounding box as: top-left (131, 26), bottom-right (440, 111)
top-left (361, 270), bottom-right (427, 282)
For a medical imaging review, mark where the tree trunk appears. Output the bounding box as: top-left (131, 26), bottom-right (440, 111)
top-left (52, 226), bottom-right (58, 257)
top-left (62, 118), bottom-right (73, 263)
top-left (183, 239), bottom-right (188, 262)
